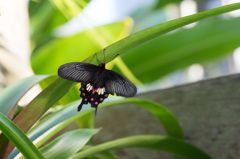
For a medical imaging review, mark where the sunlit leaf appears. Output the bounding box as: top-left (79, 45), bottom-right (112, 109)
top-left (29, 0), bottom-right (92, 45)
top-left (31, 19), bottom-right (132, 74)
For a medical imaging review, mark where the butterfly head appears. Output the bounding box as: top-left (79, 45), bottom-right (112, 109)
top-left (99, 62), bottom-right (105, 69)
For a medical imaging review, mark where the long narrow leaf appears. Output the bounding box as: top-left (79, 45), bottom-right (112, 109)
top-left (25, 97), bottom-right (182, 150)
top-left (36, 97), bottom-right (182, 144)
top-left (84, 3), bottom-right (240, 64)
top-left (101, 98), bottom-right (183, 138)
top-left (122, 17), bottom-right (240, 82)
top-left (82, 146), bottom-right (119, 159)
top-left (0, 75), bottom-right (49, 116)
top-left (39, 129), bottom-right (99, 159)
top-left (0, 112), bottom-right (44, 159)
top-left (69, 135), bottom-right (213, 159)
top-left (0, 78), bottom-right (76, 157)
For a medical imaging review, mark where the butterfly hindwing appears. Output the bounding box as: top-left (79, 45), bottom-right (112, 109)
top-left (105, 70), bottom-right (137, 97)
top-left (58, 62), bottom-right (100, 83)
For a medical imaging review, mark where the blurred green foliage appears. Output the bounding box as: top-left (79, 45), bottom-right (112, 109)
top-left (121, 18), bottom-right (240, 82)
top-left (155, 0), bottom-right (203, 8)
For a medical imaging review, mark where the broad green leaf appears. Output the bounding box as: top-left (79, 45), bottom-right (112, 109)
top-left (31, 19), bottom-right (132, 74)
top-left (0, 78), bottom-right (76, 157)
top-left (0, 112), bottom-right (44, 159)
top-left (39, 129), bottom-right (99, 159)
top-left (0, 75), bottom-right (49, 116)
top-left (83, 3), bottom-right (240, 66)
top-left (120, 17), bottom-right (240, 82)
top-left (69, 135), bottom-right (213, 159)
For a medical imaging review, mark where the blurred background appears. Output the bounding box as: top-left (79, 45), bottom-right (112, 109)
top-left (0, 0), bottom-right (240, 99)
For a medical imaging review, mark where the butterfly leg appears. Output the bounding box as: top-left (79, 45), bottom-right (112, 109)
top-left (78, 101), bottom-right (84, 112)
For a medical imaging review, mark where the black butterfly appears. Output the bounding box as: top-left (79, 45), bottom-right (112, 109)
top-left (58, 61), bottom-right (137, 115)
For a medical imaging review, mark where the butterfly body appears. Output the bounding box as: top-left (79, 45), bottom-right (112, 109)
top-left (58, 62), bottom-right (137, 114)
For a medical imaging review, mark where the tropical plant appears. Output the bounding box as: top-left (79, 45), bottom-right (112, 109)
top-left (0, 0), bottom-right (240, 158)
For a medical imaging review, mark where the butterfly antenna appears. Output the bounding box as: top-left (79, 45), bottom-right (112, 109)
top-left (102, 48), bottom-right (120, 63)
top-left (111, 54), bottom-right (120, 61)
top-left (95, 53), bottom-right (100, 65)
top-left (78, 102), bottom-right (84, 112)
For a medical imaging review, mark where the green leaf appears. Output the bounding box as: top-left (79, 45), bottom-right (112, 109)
top-left (0, 78), bottom-right (76, 157)
top-left (38, 75), bottom-right (80, 105)
top-left (84, 148), bottom-right (119, 159)
top-left (29, 0), bottom-right (60, 44)
top-left (29, 0), bottom-right (92, 45)
top-left (10, 97), bottom-right (183, 158)
top-left (83, 3), bottom-right (240, 66)
top-left (39, 129), bottom-right (99, 159)
top-left (27, 100), bottom-right (81, 141)
top-left (0, 75), bottom-right (49, 116)
top-left (69, 135), bottom-right (213, 159)
top-left (12, 78), bottom-right (75, 133)
top-left (154, 0), bottom-right (203, 8)
top-left (24, 98), bottom-right (182, 150)
top-left (120, 17), bottom-right (240, 82)
top-left (31, 20), bottom-right (131, 74)
top-left (0, 112), bottom-right (44, 159)
top-left (155, 0), bottom-right (182, 7)
top-left (100, 98), bottom-right (183, 139)
top-left (9, 100), bottom-right (84, 158)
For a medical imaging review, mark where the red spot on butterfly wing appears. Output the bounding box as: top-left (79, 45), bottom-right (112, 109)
top-left (92, 89), bottom-right (97, 94)
top-left (94, 102), bottom-right (98, 105)
top-left (104, 94), bottom-right (108, 98)
top-left (100, 98), bottom-right (103, 102)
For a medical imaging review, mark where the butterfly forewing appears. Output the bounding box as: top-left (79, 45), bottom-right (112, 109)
top-left (58, 62), bottom-right (99, 83)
